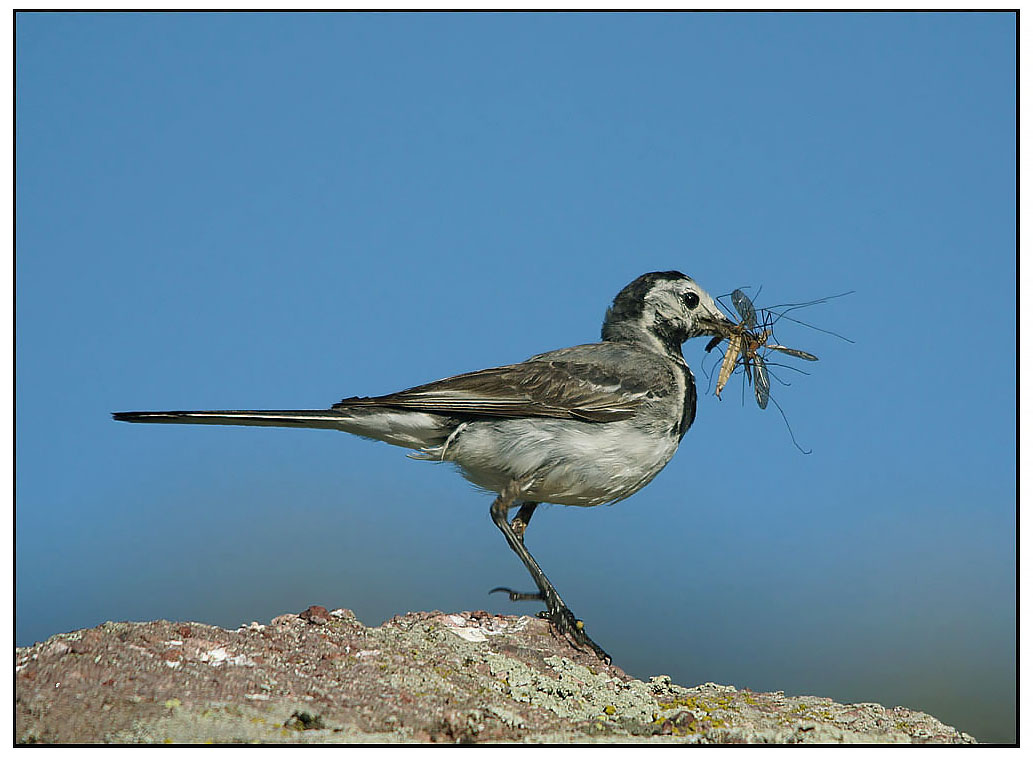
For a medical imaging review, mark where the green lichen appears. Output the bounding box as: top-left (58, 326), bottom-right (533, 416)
top-left (657, 696), bottom-right (702, 711)
top-left (652, 693), bottom-right (738, 736)
top-left (704, 716), bottom-right (728, 730)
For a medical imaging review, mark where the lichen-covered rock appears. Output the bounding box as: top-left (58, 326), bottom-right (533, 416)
top-left (15, 607), bottom-right (976, 744)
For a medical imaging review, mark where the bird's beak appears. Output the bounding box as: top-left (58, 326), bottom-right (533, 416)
top-left (697, 308), bottom-right (737, 339)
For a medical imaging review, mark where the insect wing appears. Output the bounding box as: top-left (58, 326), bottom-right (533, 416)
top-left (731, 289), bottom-right (757, 329)
top-left (753, 353), bottom-right (770, 409)
top-left (716, 333), bottom-right (742, 398)
top-left (767, 344), bottom-right (819, 361)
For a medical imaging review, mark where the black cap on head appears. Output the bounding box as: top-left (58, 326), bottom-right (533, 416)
top-left (605, 271), bottom-right (690, 325)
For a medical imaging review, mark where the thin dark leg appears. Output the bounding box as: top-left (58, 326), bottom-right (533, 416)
top-left (511, 502), bottom-right (538, 542)
top-left (491, 502), bottom-right (543, 602)
top-left (487, 482), bottom-right (610, 663)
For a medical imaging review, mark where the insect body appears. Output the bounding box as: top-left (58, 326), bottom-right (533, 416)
top-left (709, 289), bottom-right (818, 409)
top-left (716, 332), bottom-right (743, 401)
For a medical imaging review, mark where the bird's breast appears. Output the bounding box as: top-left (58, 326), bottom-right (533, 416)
top-left (439, 417), bottom-right (681, 507)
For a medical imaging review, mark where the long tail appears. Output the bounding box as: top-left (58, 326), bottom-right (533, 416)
top-left (112, 407), bottom-right (452, 451)
top-left (112, 410), bottom-right (350, 430)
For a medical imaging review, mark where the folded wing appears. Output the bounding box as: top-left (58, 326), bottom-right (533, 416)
top-left (333, 360), bottom-right (644, 422)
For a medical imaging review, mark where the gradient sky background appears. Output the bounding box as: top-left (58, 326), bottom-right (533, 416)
top-left (16, 12), bottom-right (1015, 742)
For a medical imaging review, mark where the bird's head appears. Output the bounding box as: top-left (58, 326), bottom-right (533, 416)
top-left (602, 271), bottom-right (735, 358)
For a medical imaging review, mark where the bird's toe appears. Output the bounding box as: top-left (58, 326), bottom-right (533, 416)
top-left (489, 586), bottom-right (544, 602)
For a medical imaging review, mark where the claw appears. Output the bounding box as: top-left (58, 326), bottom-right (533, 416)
top-left (492, 587), bottom-right (610, 662)
top-left (540, 604), bottom-right (611, 664)
top-left (490, 586), bottom-right (544, 602)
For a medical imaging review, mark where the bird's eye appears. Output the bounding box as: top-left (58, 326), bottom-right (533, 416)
top-left (682, 292), bottom-right (700, 310)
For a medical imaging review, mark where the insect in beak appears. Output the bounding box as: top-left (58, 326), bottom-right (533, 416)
top-left (699, 313), bottom-right (738, 341)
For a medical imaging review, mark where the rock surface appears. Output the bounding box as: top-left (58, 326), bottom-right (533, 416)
top-left (16, 607), bottom-right (976, 744)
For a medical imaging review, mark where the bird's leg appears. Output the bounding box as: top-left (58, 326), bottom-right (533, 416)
top-left (492, 502), bottom-right (543, 602)
top-left (487, 482), bottom-right (610, 663)
top-left (510, 502), bottom-right (538, 543)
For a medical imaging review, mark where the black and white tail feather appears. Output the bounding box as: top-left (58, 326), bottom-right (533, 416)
top-left (112, 407), bottom-right (454, 450)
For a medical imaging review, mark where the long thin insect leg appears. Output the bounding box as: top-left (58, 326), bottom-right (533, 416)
top-left (767, 393), bottom-right (812, 454)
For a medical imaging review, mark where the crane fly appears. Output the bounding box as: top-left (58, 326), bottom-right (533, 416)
top-left (707, 289), bottom-right (818, 410)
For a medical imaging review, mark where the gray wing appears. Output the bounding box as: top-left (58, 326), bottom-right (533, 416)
top-left (333, 354), bottom-right (648, 423)
top-left (731, 289), bottom-right (757, 329)
top-left (766, 344), bottom-right (819, 361)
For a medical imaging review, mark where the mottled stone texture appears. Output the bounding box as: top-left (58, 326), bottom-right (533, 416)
top-left (16, 607), bottom-right (975, 744)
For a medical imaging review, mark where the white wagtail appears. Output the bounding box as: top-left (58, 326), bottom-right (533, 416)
top-left (114, 271), bottom-right (735, 662)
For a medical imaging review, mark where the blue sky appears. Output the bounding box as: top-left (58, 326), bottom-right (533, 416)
top-left (16, 12), bottom-right (1015, 742)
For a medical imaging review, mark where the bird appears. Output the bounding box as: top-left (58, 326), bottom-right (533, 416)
top-left (114, 271), bottom-right (735, 662)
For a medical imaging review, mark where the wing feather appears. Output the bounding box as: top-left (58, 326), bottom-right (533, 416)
top-left (333, 361), bottom-right (645, 422)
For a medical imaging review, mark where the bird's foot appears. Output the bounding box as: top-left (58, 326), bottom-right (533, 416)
top-left (489, 587), bottom-right (610, 663)
top-left (539, 603), bottom-right (611, 664)
top-left (489, 586), bottom-right (543, 602)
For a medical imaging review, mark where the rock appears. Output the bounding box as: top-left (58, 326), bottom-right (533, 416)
top-left (14, 609), bottom-right (976, 744)
top-left (298, 605), bottom-right (331, 625)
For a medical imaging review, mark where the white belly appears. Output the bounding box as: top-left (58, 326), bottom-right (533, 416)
top-left (438, 418), bottom-right (680, 507)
